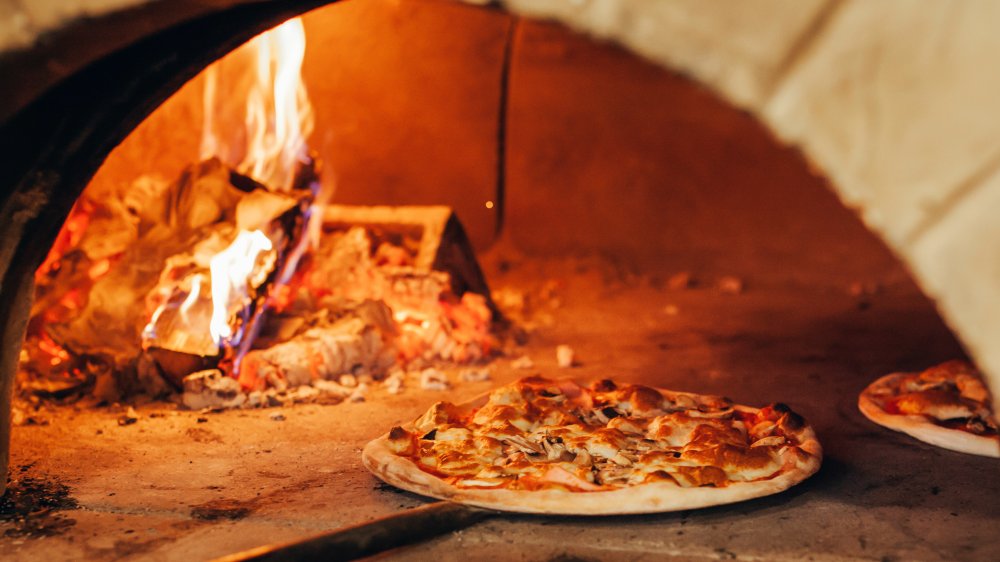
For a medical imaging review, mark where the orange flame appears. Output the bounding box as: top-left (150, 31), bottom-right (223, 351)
top-left (209, 230), bottom-right (274, 344)
top-left (201, 17), bottom-right (314, 191)
top-left (179, 273), bottom-right (204, 317)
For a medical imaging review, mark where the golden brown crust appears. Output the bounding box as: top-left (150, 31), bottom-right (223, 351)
top-left (859, 361), bottom-right (999, 458)
top-left (362, 377), bottom-right (823, 514)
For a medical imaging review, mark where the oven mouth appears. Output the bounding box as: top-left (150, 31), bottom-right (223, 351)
top-left (0, 1), bottom-right (998, 560)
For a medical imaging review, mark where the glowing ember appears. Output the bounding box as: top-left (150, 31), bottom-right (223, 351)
top-left (209, 230), bottom-right (274, 345)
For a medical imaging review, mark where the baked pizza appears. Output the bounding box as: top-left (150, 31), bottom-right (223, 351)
top-left (362, 376), bottom-right (822, 514)
top-left (859, 360), bottom-right (999, 457)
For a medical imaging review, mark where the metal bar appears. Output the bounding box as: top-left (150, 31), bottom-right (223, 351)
top-left (492, 15), bottom-right (519, 239)
top-left (212, 502), bottom-right (494, 562)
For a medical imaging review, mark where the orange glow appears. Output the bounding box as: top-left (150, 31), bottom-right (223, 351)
top-left (87, 258), bottom-right (111, 280)
top-left (37, 333), bottom-right (70, 361)
top-left (36, 200), bottom-right (93, 280)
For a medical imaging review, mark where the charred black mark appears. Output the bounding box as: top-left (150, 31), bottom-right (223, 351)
top-left (1, 469), bottom-right (79, 538)
top-left (190, 498), bottom-right (255, 521)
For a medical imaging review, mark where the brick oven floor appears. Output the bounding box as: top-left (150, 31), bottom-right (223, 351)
top-left (2, 254), bottom-right (998, 561)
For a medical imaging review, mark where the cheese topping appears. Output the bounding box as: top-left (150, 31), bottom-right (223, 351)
top-left (389, 377), bottom-right (818, 492)
top-left (874, 360), bottom-right (998, 436)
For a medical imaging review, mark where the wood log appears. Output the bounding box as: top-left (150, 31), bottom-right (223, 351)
top-left (238, 302), bottom-right (396, 391)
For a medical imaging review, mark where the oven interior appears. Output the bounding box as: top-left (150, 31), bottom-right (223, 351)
top-left (1, 0), bottom-right (998, 560)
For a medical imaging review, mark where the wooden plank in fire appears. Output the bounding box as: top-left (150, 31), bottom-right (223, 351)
top-left (321, 205), bottom-right (497, 317)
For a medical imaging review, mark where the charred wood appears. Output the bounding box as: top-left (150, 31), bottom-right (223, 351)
top-left (238, 301), bottom-right (396, 392)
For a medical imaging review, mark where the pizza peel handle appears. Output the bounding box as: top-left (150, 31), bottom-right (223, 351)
top-left (211, 501), bottom-right (494, 562)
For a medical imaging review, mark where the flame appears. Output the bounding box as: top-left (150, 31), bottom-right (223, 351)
top-left (180, 274), bottom-right (203, 317)
top-left (196, 17), bottom-right (316, 357)
top-left (201, 17), bottom-right (313, 191)
top-left (209, 230), bottom-right (274, 344)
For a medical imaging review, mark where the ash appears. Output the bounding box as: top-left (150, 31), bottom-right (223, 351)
top-left (18, 162), bottom-right (501, 412)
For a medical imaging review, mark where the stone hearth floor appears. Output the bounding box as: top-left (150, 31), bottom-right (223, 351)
top-left (2, 256), bottom-right (998, 561)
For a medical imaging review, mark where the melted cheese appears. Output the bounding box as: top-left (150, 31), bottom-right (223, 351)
top-left (394, 376), bottom-right (810, 492)
top-left (647, 413), bottom-right (743, 448)
top-left (895, 390), bottom-right (976, 420)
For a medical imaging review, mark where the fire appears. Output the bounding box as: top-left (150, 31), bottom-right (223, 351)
top-left (180, 274), bottom-right (204, 317)
top-left (200, 16), bottom-right (316, 348)
top-left (22, 11), bottom-right (497, 409)
top-left (201, 17), bottom-right (314, 192)
top-left (209, 230), bottom-right (274, 345)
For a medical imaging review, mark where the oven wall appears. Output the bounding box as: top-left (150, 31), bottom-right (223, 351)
top-left (493, 0), bottom-right (1000, 417)
top-left (88, 0), bottom-right (904, 289)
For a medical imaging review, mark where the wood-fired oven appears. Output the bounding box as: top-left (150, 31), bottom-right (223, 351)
top-left (0, 1), bottom-right (997, 560)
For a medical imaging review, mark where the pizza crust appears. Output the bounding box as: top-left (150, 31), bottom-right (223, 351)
top-left (859, 373), bottom-right (1000, 458)
top-left (362, 384), bottom-right (823, 515)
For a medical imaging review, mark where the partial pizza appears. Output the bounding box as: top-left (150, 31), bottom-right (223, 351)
top-left (362, 376), bottom-right (822, 514)
top-left (859, 360), bottom-right (999, 457)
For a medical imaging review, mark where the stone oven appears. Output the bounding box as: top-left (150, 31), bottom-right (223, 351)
top-left (0, 0), bottom-right (997, 560)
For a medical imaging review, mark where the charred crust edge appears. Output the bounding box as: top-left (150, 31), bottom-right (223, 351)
top-left (781, 412), bottom-right (805, 431)
top-left (592, 379), bottom-right (617, 392)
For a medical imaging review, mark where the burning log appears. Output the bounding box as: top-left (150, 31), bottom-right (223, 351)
top-left (141, 164), bottom-right (314, 385)
top-left (20, 156), bottom-right (318, 402)
top-left (39, 160), bottom-right (249, 364)
top-left (236, 300), bottom-right (397, 392)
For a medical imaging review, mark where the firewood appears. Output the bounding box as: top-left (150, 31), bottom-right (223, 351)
top-left (38, 158), bottom-right (312, 384)
top-left (320, 205), bottom-right (496, 315)
top-left (237, 300), bottom-right (396, 391)
top-left (138, 160), bottom-right (314, 385)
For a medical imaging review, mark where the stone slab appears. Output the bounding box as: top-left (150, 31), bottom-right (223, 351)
top-left (3, 253), bottom-right (995, 561)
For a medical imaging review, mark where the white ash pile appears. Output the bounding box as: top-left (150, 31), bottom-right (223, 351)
top-left (182, 367), bottom-right (372, 410)
top-left (237, 300), bottom-right (396, 394)
top-left (182, 362), bottom-right (494, 410)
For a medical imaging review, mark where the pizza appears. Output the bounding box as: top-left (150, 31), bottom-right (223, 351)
top-left (362, 376), bottom-right (822, 514)
top-left (858, 360), bottom-right (1000, 458)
